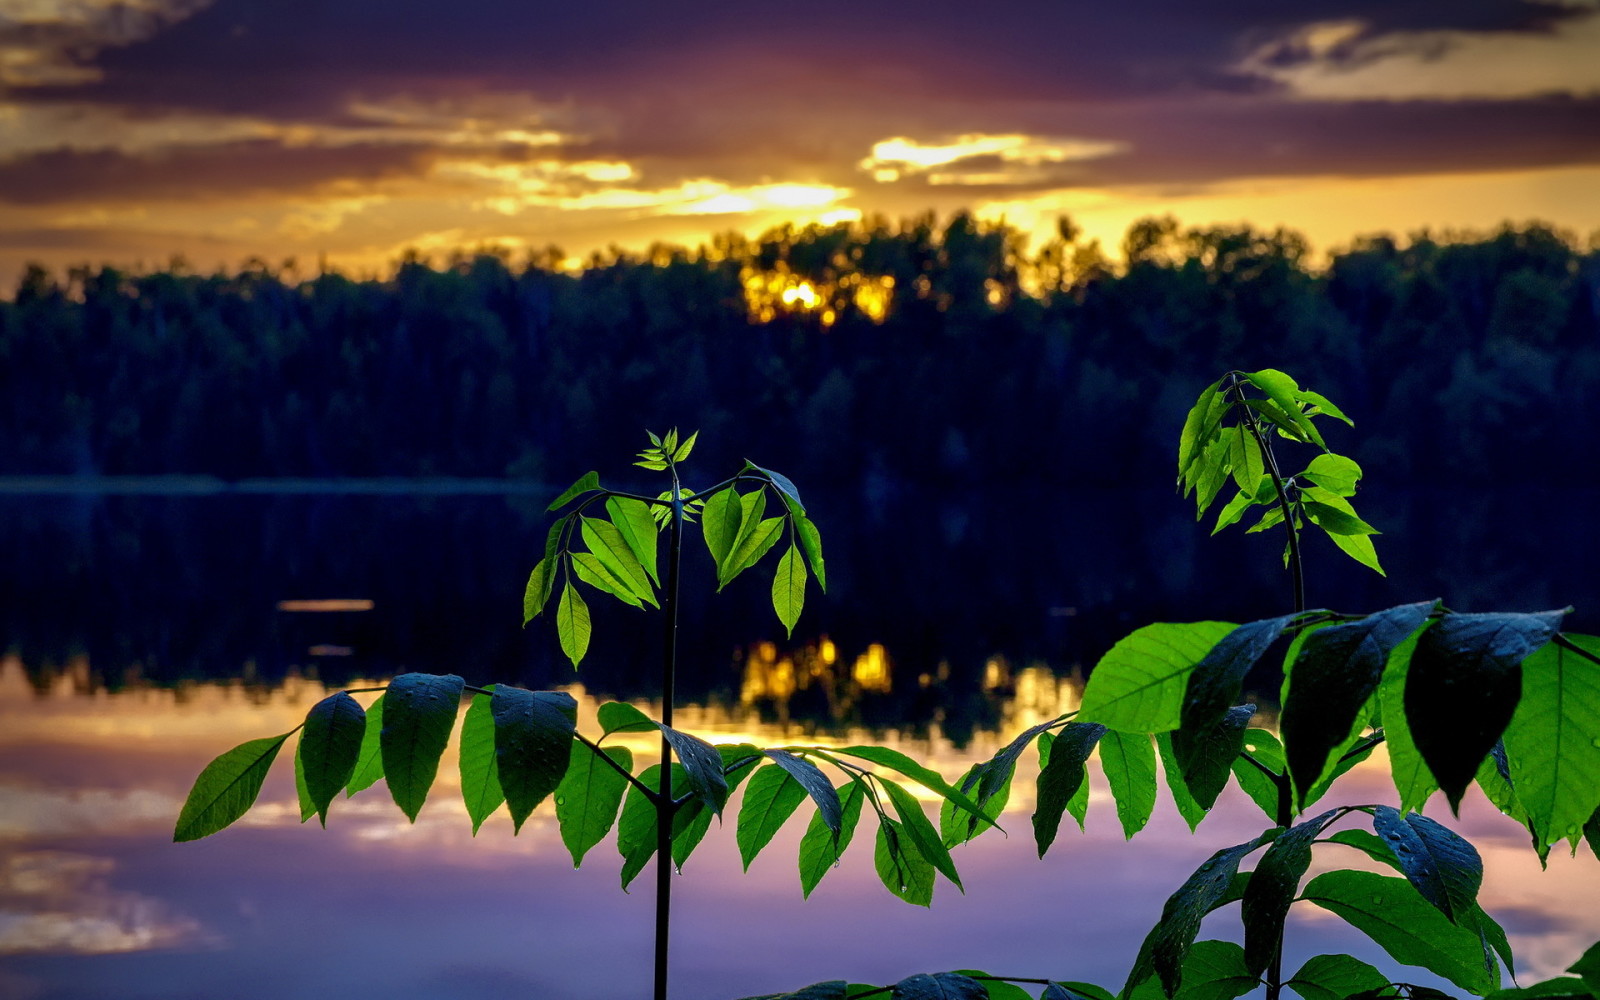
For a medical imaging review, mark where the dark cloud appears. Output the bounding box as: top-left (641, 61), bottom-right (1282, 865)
top-left (0, 140), bottom-right (436, 205)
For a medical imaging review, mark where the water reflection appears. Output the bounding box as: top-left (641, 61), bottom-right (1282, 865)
top-left (3, 657), bottom-right (1597, 1000)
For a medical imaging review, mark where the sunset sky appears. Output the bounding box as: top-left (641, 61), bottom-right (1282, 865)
top-left (2, 0), bottom-right (1599, 287)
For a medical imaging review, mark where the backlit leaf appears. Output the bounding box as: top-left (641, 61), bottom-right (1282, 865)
top-left (598, 701), bottom-right (658, 737)
top-left (381, 672), bottom-right (464, 822)
top-left (766, 750), bottom-right (843, 834)
top-left (772, 543), bottom-right (807, 637)
top-left (738, 764), bottom-right (808, 869)
top-left (1502, 634), bottom-right (1600, 849)
top-left (547, 471), bottom-right (600, 511)
top-left (175, 732), bottom-right (292, 841)
top-left (1406, 610), bottom-right (1566, 812)
top-left (799, 779), bottom-right (866, 898)
top-left (1380, 624), bottom-right (1440, 813)
top-left (556, 581), bottom-right (591, 666)
top-left (1156, 731), bottom-right (1208, 832)
top-left (828, 745), bottom-right (996, 835)
top-left (1245, 369), bottom-right (1324, 449)
top-left (582, 516), bottom-right (658, 606)
top-left (1303, 500), bottom-right (1378, 536)
top-left (701, 487), bottom-right (743, 567)
top-left (1078, 621), bottom-right (1239, 733)
top-left (1230, 728), bottom-right (1285, 822)
top-left (720, 516), bottom-right (784, 589)
top-left (459, 686), bottom-right (504, 834)
top-left (1301, 454), bottom-right (1362, 496)
top-left (874, 818), bottom-right (936, 907)
top-left (1127, 940), bottom-right (1259, 1000)
top-left (294, 751), bottom-right (314, 823)
top-left (555, 742), bottom-right (631, 866)
top-left (605, 496), bottom-right (660, 585)
top-left (572, 551), bottom-right (643, 608)
top-left (795, 514), bottom-right (827, 591)
top-left (1100, 729), bottom-right (1158, 838)
top-left (493, 686), bottom-right (577, 832)
top-left (880, 776), bottom-right (963, 890)
top-left (1286, 954), bottom-right (1388, 1000)
top-left (298, 691), bottom-right (365, 826)
top-left (1178, 378), bottom-right (1227, 485)
top-left (345, 693), bottom-right (385, 796)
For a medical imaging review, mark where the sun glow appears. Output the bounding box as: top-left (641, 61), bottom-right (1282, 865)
top-left (860, 134), bottom-right (1127, 184)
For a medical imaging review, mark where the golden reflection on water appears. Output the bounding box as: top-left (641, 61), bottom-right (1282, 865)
top-left (2, 651), bottom-right (1598, 991)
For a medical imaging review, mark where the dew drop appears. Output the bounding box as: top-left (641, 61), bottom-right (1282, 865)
top-left (1371, 894), bottom-right (1383, 904)
top-left (831, 860), bottom-right (842, 870)
top-left (1591, 737), bottom-right (1600, 749)
top-left (674, 865), bottom-right (683, 876)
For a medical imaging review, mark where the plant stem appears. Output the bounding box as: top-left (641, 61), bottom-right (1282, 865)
top-left (1234, 381), bottom-right (1305, 617)
top-left (653, 469), bottom-right (685, 1000)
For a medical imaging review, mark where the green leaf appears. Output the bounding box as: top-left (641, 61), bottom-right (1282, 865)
top-left (702, 487), bottom-right (743, 567)
top-left (1372, 806), bottom-right (1483, 924)
top-left (1211, 490), bottom-right (1257, 536)
top-left (1301, 454), bottom-right (1363, 496)
top-left (748, 462), bottom-right (807, 514)
top-left (738, 764), bottom-right (809, 869)
top-left (1570, 941), bottom-right (1600, 996)
top-left (459, 686), bottom-right (504, 834)
top-left (492, 686), bottom-right (577, 833)
top-left (880, 776), bottom-right (964, 890)
top-left (555, 741), bottom-right (631, 866)
top-left (1231, 728), bottom-right (1285, 822)
top-left (1194, 435), bottom-right (1232, 517)
top-left (1328, 531), bottom-right (1385, 576)
top-left (1126, 940), bottom-right (1260, 1000)
top-left (874, 818), bottom-right (936, 907)
top-left (772, 543), bottom-right (807, 637)
top-left (1175, 615), bottom-right (1293, 782)
top-left (293, 750), bottom-right (315, 823)
top-left (381, 673), bottom-right (464, 822)
top-left (799, 779), bottom-right (866, 898)
top-left (1296, 389), bottom-right (1354, 426)
top-left (942, 763), bottom-right (1011, 848)
top-left (1286, 954), bottom-right (1389, 1000)
top-left (1486, 980), bottom-right (1596, 1000)
top-left (1178, 378), bottom-right (1227, 485)
top-left (1503, 635), bottom-right (1600, 849)
top-left (657, 724), bottom-right (730, 815)
top-left (1381, 623), bottom-right (1441, 813)
top-left (1242, 809), bottom-right (1343, 975)
top-left (1241, 397), bottom-right (1313, 446)
top-left (1407, 610), bottom-right (1566, 812)
top-left (1034, 722), bottom-right (1107, 857)
top-left (605, 496), bottom-right (660, 585)
top-left (673, 429), bottom-right (698, 463)
top-left (1228, 424), bottom-right (1265, 495)
top-left (1245, 369), bottom-right (1324, 449)
top-left (1078, 621), bottom-right (1239, 733)
top-left (1100, 729), bottom-right (1158, 839)
top-left (794, 514), bottom-right (827, 591)
top-left (721, 516), bottom-right (784, 589)
top-left (1121, 832), bottom-right (1277, 998)
top-left (1586, 804), bottom-right (1600, 861)
top-left (891, 972), bottom-right (988, 1000)
top-left (617, 764), bottom-right (663, 890)
top-left (523, 517), bottom-right (567, 623)
top-left (345, 693), bottom-right (385, 796)
top-left (1282, 602), bottom-right (1433, 804)
top-left (174, 732), bottom-right (293, 842)
top-left (766, 750), bottom-right (843, 834)
top-left (572, 551), bottom-right (643, 608)
top-left (737, 983), bottom-right (852, 1000)
top-left (952, 973), bottom-right (1033, 1000)
top-left (1302, 870), bottom-right (1500, 994)
top-left (1245, 505), bottom-right (1286, 535)
top-left (598, 701), bottom-right (658, 737)
top-left (828, 745), bottom-right (996, 834)
top-left (1156, 731), bottom-right (1208, 832)
top-left (1175, 704), bottom-right (1257, 811)
top-left (582, 516), bottom-right (658, 606)
top-left (297, 691), bottom-right (365, 826)
top-left (556, 581), bottom-right (591, 666)
top-left (1047, 983), bottom-right (1117, 1000)
top-left (1303, 500), bottom-right (1378, 536)
top-left (547, 471), bottom-right (600, 511)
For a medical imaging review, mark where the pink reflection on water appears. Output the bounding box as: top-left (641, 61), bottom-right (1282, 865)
top-left (0, 658), bottom-right (1596, 1000)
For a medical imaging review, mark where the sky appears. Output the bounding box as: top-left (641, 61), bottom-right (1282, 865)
top-left (2, 0), bottom-right (1599, 286)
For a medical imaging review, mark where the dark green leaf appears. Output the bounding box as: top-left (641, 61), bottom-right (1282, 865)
top-left (948, 972), bottom-right (1032, 1000)
top-left (880, 777), bottom-right (964, 890)
top-left (1283, 602), bottom-right (1433, 804)
top-left (1034, 722), bottom-right (1107, 857)
top-left (1286, 954), bottom-right (1389, 1000)
top-left (294, 750), bottom-right (315, 823)
top-left (1079, 621), bottom-right (1240, 733)
top-left (766, 750), bottom-right (843, 834)
top-left (749, 462), bottom-right (806, 514)
top-left (874, 818), bottom-right (936, 907)
top-left (738, 764), bottom-right (808, 869)
top-left (1126, 940), bottom-right (1259, 1000)
top-left (617, 763), bottom-right (664, 890)
top-left (298, 691), bottom-right (365, 826)
top-left (1503, 634), bottom-right (1600, 849)
top-left (1047, 983), bottom-right (1117, 1000)
top-left (1485, 980), bottom-right (1596, 1000)
top-left (658, 724), bottom-right (730, 815)
top-left (459, 686), bottom-right (504, 834)
top-left (1100, 729), bottom-right (1158, 838)
top-left (1121, 831), bottom-right (1277, 998)
top-left (556, 581), bottom-right (591, 666)
top-left (950, 718), bottom-right (1059, 843)
top-left (555, 742), bottom-right (631, 866)
top-left (1372, 806), bottom-right (1482, 923)
top-left (1176, 704), bottom-right (1257, 811)
top-left (941, 764), bottom-right (1011, 848)
top-left (1301, 870), bottom-right (1500, 995)
top-left (1569, 941), bottom-right (1600, 995)
top-left (1406, 610), bottom-right (1566, 812)
top-left (492, 687), bottom-right (577, 832)
top-left (598, 701), bottom-right (657, 736)
top-left (1175, 614), bottom-right (1292, 782)
top-left (1325, 828), bottom-right (1401, 869)
top-left (799, 779), bottom-right (867, 898)
top-left (891, 972), bottom-right (987, 1000)
top-left (381, 672), bottom-right (464, 822)
top-left (345, 693), bottom-right (385, 796)
top-left (736, 983), bottom-right (850, 1000)
top-left (1585, 805), bottom-right (1600, 862)
top-left (1242, 809), bottom-right (1343, 975)
top-left (174, 732), bottom-right (293, 842)
top-left (547, 471), bottom-right (600, 511)
top-left (773, 543), bottom-right (807, 637)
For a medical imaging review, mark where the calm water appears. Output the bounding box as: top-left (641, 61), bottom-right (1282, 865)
top-left (2, 486), bottom-right (1598, 999)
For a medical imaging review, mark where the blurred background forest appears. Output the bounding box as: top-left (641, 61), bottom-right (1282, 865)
top-left (4, 212), bottom-right (1597, 490)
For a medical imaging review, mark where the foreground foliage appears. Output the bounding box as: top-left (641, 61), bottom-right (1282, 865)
top-left (177, 374), bottom-right (1600, 1000)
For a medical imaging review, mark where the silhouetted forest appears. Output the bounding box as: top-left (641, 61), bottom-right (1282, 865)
top-left (3, 213), bottom-right (1597, 486)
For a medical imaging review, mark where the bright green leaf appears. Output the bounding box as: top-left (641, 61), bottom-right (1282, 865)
top-left (556, 582), bottom-right (591, 667)
top-left (547, 471), bottom-right (600, 511)
top-left (1078, 621), bottom-right (1238, 733)
top-left (772, 543), bottom-right (807, 637)
top-left (1503, 635), bottom-right (1600, 849)
top-left (605, 496), bottom-right (660, 585)
top-left (799, 779), bottom-right (867, 898)
top-left (345, 693), bottom-right (385, 797)
top-left (459, 686), bottom-right (504, 834)
top-left (174, 732), bottom-right (293, 842)
top-left (1286, 954), bottom-right (1388, 1000)
top-left (555, 742), bottom-right (631, 866)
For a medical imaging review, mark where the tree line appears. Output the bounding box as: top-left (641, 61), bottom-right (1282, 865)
top-left (2, 213), bottom-right (1597, 487)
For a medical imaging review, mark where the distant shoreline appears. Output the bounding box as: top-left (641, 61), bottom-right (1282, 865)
top-left (0, 475), bottom-right (553, 495)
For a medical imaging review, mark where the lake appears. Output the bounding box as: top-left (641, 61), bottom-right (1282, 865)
top-left (2, 485), bottom-right (1597, 999)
